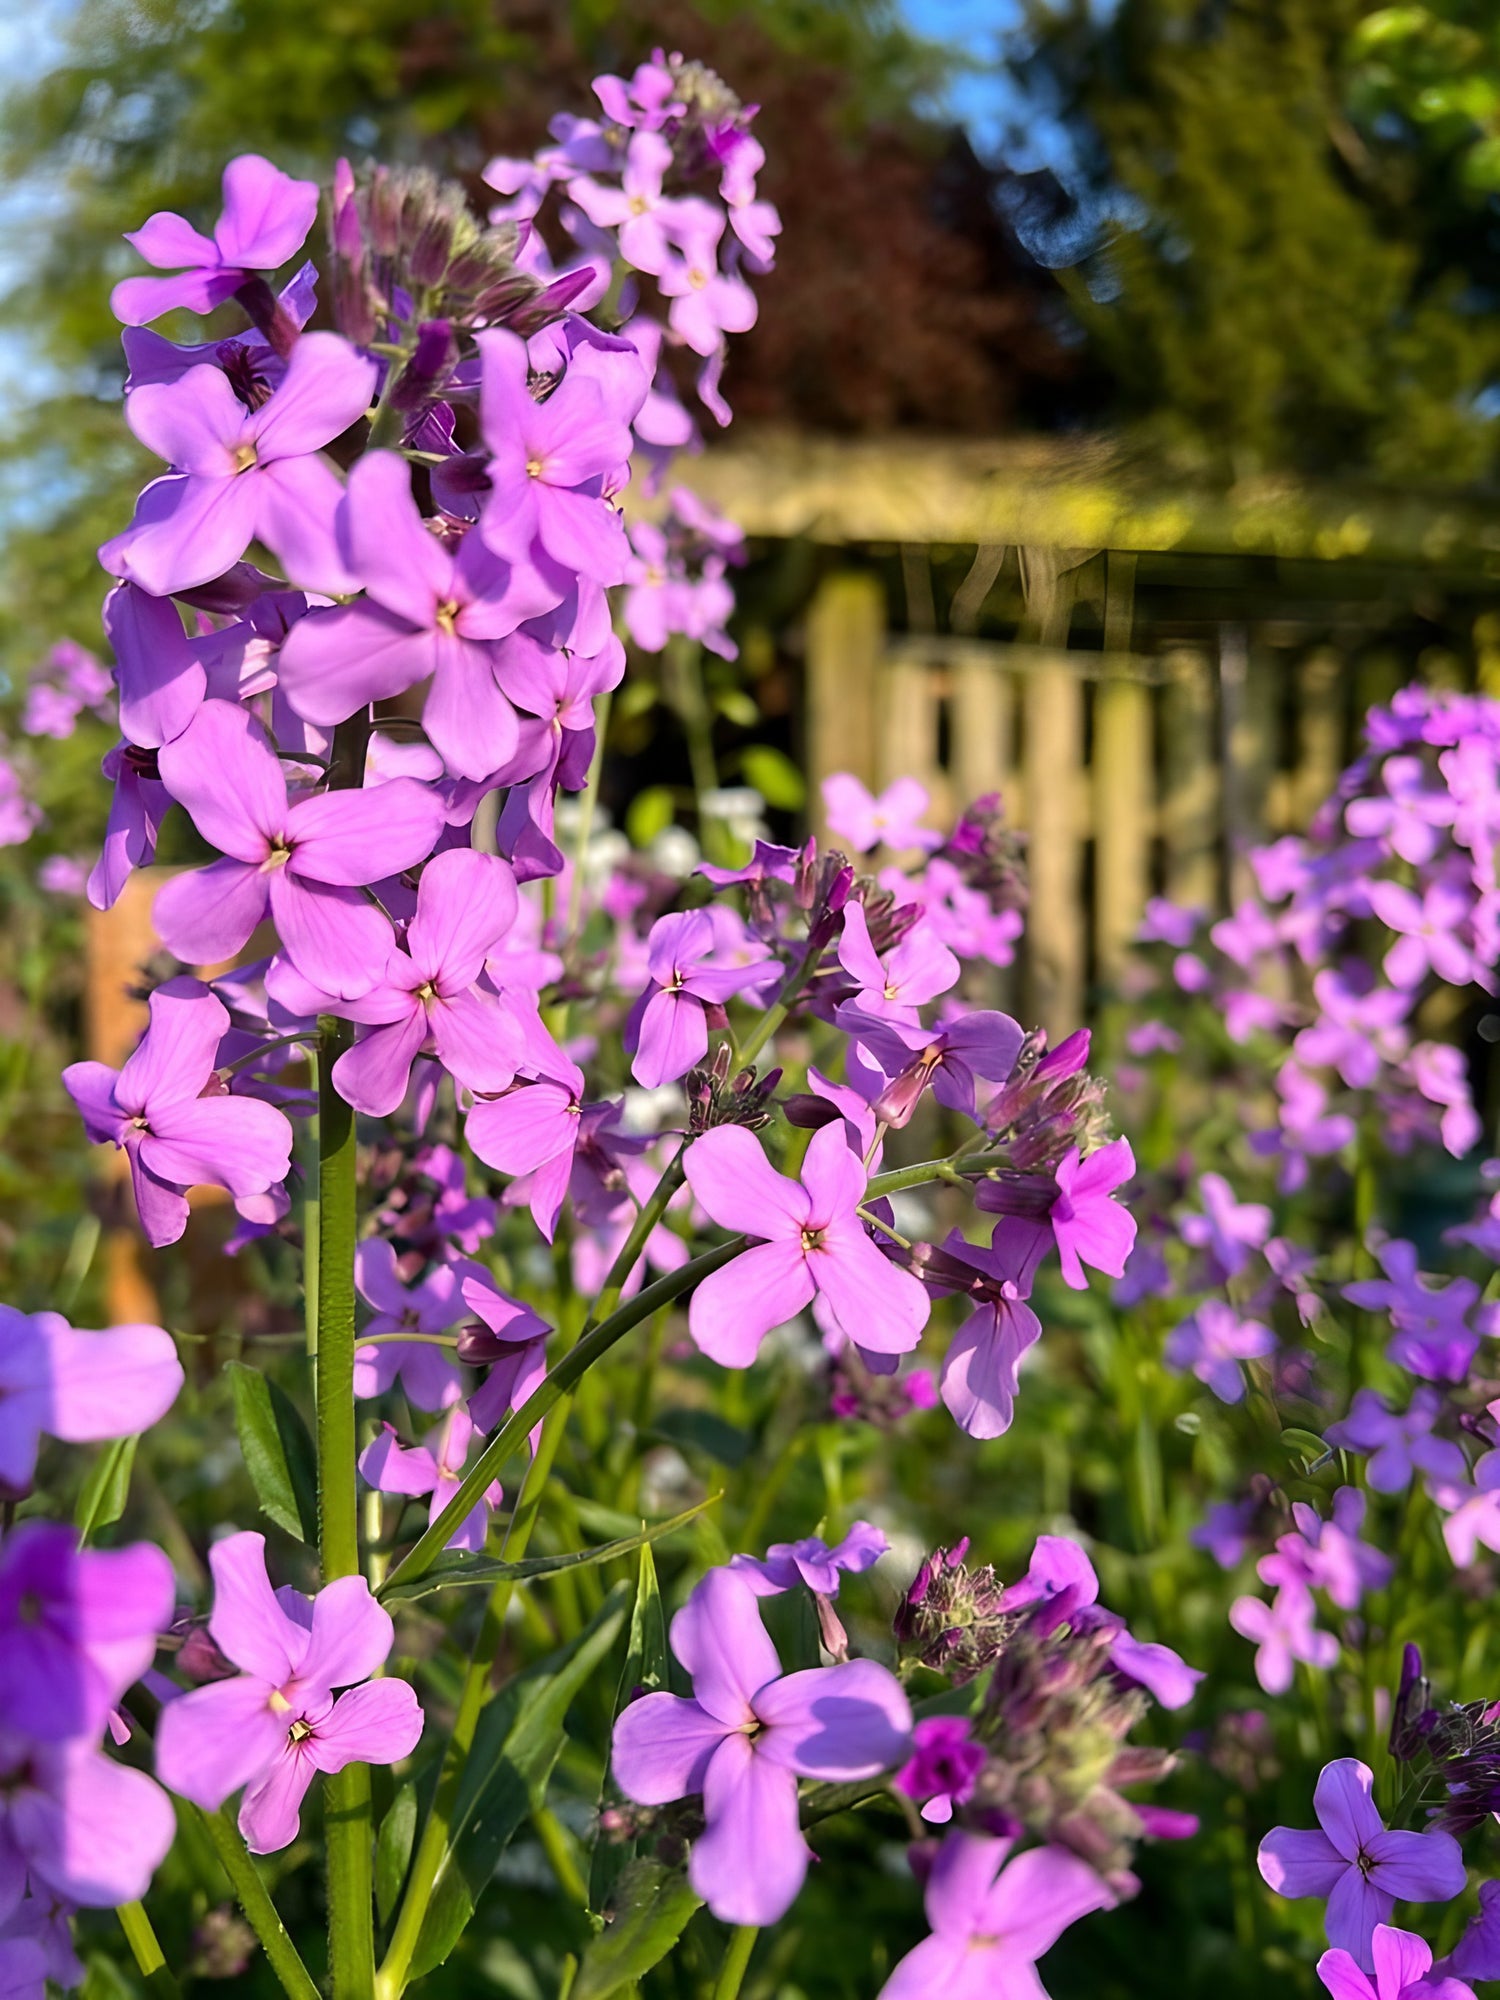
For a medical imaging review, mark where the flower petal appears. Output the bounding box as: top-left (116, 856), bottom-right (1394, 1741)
top-left (689, 1733), bottom-right (807, 1927)
top-left (611, 1693), bottom-right (727, 1804)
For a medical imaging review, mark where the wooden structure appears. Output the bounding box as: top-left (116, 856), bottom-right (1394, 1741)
top-left (668, 431), bottom-right (1500, 1033)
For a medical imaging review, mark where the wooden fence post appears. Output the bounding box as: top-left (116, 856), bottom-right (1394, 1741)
top-left (1219, 624), bottom-right (1280, 906)
top-left (1161, 645), bottom-right (1218, 910)
top-left (85, 871), bottom-right (161, 1326)
top-left (1017, 550), bottom-right (1087, 1037)
top-left (1292, 644), bottom-right (1345, 827)
top-left (806, 571), bottom-right (883, 840)
top-left (1093, 671), bottom-right (1153, 985)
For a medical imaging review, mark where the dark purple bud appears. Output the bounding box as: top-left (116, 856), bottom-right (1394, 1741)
top-left (233, 275), bottom-right (298, 362)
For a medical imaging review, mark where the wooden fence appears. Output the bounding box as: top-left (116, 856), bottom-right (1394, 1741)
top-left (803, 556), bottom-right (1368, 1036)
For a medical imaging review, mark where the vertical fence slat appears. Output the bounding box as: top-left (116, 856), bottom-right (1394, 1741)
top-left (1161, 644), bottom-right (1218, 910)
top-left (1023, 667), bottom-right (1086, 1037)
top-left (1292, 643), bottom-right (1345, 828)
top-left (878, 654), bottom-right (946, 825)
top-left (1093, 670), bottom-right (1153, 984)
top-left (806, 571), bottom-right (884, 839)
top-left (1219, 623), bottom-right (1280, 906)
top-left (952, 656), bottom-right (1014, 815)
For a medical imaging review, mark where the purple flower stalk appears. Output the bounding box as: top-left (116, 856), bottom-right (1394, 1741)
top-left (155, 1532), bottom-right (423, 1853)
top-left (682, 1121), bottom-right (931, 1367)
top-left (610, 1565), bottom-right (912, 1924)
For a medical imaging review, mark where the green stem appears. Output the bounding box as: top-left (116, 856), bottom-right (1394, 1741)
top-left (377, 1399), bottom-right (574, 1996)
top-left (316, 1006), bottom-right (375, 1997)
top-left (192, 1806), bottom-right (321, 2000)
top-left (711, 1924), bottom-right (759, 2000)
top-left (735, 935), bottom-right (823, 1069)
top-left (115, 1901), bottom-right (182, 1998)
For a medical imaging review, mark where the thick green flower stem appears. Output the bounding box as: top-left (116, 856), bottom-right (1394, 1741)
top-left (115, 1901), bottom-right (181, 1998)
top-left (711, 1925), bottom-right (759, 2000)
top-left (315, 1011), bottom-right (376, 1998)
top-left (192, 1806), bottom-right (322, 2000)
top-left (376, 1397), bottom-right (575, 1998)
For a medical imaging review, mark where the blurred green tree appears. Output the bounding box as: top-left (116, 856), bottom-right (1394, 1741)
top-left (1002, 0), bottom-right (1500, 482)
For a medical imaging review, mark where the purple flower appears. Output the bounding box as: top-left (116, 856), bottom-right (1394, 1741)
top-left (352, 1240), bottom-right (465, 1410)
top-left (821, 774), bottom-right (940, 855)
top-left (837, 903), bottom-right (958, 1021)
top-left (1264, 1490), bottom-right (1393, 1610)
top-left (0, 1309), bottom-right (182, 1497)
top-left (276, 452), bottom-right (561, 781)
top-left (154, 1532), bottom-right (423, 1854)
top-left (1368, 879), bottom-right (1479, 990)
top-left (1046, 1139), bottom-right (1137, 1290)
top-left (1163, 1301), bottom-right (1277, 1404)
top-left (63, 975), bottom-right (294, 1248)
top-left (1322, 1926), bottom-right (1476, 2000)
top-left (876, 1831), bottom-right (1115, 2000)
top-left (99, 333), bottom-right (376, 596)
top-left (682, 1122), bottom-right (931, 1368)
top-left (0, 1729), bottom-right (176, 1909)
top-left (1191, 1498), bottom-right (1259, 1569)
top-left (88, 741), bottom-right (173, 910)
top-left (729, 1521), bottom-right (889, 1596)
top-left (1441, 1879), bottom-right (1500, 1983)
top-left (919, 1226), bottom-right (1045, 1440)
top-left (111, 154), bottom-right (318, 324)
top-left (102, 582), bottom-right (204, 750)
top-left (1230, 1585), bottom-right (1337, 1693)
top-left (839, 1007), bottom-right (1024, 1129)
top-left (456, 1263), bottom-right (551, 1437)
top-left (1258, 1759), bottom-right (1465, 1970)
top-left (359, 1407), bottom-right (502, 1552)
top-left (656, 203), bottom-right (758, 357)
top-left (610, 1565), bottom-right (912, 1924)
top-left (892, 1716), bottom-right (986, 1825)
top-left (997, 1536), bottom-right (1203, 1709)
top-left (569, 132), bottom-right (675, 273)
top-left (1179, 1172), bottom-right (1272, 1278)
top-left (1343, 1239), bottom-right (1482, 1385)
top-left (329, 849), bottom-right (523, 1115)
top-left (468, 1070), bottom-right (585, 1249)
top-left (150, 701), bottom-right (444, 996)
top-left (476, 329), bottom-right (638, 587)
top-left (624, 909), bottom-right (770, 1088)
top-left (1430, 1452), bottom-right (1500, 1568)
top-left (0, 1524), bottom-right (173, 1742)
top-left (1296, 969), bottom-right (1410, 1089)
top-left (1326, 1389), bottom-right (1466, 1494)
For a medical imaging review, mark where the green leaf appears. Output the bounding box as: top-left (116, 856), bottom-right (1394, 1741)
top-left (625, 786), bottom-right (676, 848)
top-left (408, 1584), bottom-right (631, 1979)
top-left (589, 1544), bottom-right (669, 1910)
top-left (74, 1433), bottom-right (139, 1542)
top-left (375, 1780), bottom-right (417, 1926)
top-left (379, 1496), bottom-right (716, 1604)
top-left (738, 744), bottom-right (806, 810)
top-left (228, 1361), bottom-right (318, 1544)
top-left (572, 1859), bottom-right (702, 2000)
top-left (713, 687), bottom-right (760, 728)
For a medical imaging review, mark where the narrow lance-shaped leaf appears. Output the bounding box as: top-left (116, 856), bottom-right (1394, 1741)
top-left (572, 1858), bottom-right (703, 2000)
top-left (74, 1434), bottom-right (140, 1542)
top-left (378, 1495), bottom-right (718, 1606)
